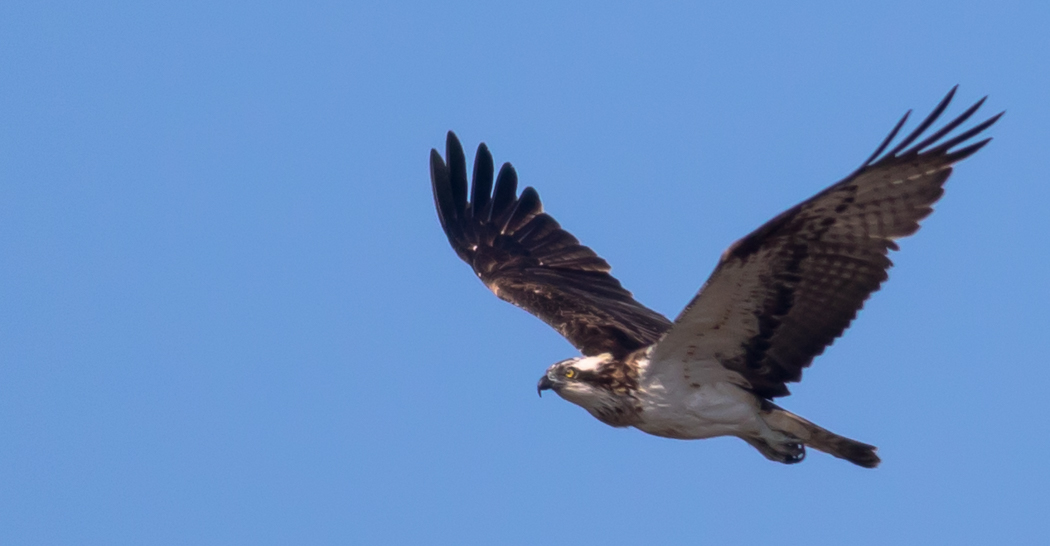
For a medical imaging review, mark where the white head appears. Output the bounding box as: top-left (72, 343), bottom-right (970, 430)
top-left (536, 354), bottom-right (639, 426)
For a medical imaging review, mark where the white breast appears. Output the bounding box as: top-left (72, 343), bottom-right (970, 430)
top-left (633, 356), bottom-right (764, 440)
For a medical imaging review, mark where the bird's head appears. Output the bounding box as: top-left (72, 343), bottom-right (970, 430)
top-left (536, 353), bottom-right (638, 426)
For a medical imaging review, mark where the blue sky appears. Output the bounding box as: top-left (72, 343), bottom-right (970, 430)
top-left (2, 1), bottom-right (1048, 544)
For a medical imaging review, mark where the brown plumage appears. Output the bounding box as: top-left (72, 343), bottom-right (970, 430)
top-left (430, 136), bottom-right (671, 358)
top-left (431, 88), bottom-right (1001, 467)
top-left (650, 87), bottom-right (1002, 398)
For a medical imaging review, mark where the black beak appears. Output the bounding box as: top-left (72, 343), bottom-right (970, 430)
top-left (537, 375), bottom-right (554, 397)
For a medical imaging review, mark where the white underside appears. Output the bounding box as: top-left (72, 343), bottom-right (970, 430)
top-left (633, 357), bottom-right (766, 440)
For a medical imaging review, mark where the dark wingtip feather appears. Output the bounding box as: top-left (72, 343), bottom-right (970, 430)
top-left (908, 95), bottom-right (988, 154)
top-left (503, 186), bottom-right (543, 234)
top-left (429, 147), bottom-right (445, 176)
top-left (885, 86), bottom-right (957, 157)
top-left (927, 110), bottom-right (1004, 156)
top-left (863, 89), bottom-right (1000, 169)
top-left (471, 143), bottom-right (495, 221)
top-left (944, 137), bottom-right (993, 163)
top-left (489, 162), bottom-right (519, 226)
top-left (862, 110), bottom-right (910, 167)
top-left (430, 147), bottom-right (453, 231)
top-left (446, 132), bottom-right (468, 221)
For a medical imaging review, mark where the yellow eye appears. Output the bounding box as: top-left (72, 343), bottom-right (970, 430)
top-left (564, 368), bottom-right (576, 379)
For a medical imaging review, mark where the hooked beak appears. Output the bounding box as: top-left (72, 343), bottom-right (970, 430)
top-left (536, 375), bottom-right (554, 397)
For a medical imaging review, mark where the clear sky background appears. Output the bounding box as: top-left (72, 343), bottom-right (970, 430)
top-left (2, 1), bottom-right (1048, 544)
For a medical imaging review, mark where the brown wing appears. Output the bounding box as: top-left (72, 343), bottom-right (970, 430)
top-left (430, 131), bottom-right (671, 357)
top-left (649, 87), bottom-right (1002, 398)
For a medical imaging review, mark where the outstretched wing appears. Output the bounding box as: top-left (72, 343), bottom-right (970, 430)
top-left (431, 131), bottom-right (672, 357)
top-left (649, 87), bottom-right (1002, 398)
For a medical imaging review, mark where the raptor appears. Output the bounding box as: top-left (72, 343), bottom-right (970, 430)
top-left (429, 88), bottom-right (1000, 467)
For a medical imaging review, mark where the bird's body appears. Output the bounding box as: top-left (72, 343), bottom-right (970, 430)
top-left (539, 349), bottom-right (868, 465)
top-left (430, 88), bottom-right (1000, 467)
top-left (637, 355), bottom-right (761, 441)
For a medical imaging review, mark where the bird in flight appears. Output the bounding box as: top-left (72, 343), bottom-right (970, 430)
top-left (429, 88), bottom-right (1000, 467)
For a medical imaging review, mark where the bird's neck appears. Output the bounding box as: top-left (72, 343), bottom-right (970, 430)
top-left (585, 353), bottom-right (646, 427)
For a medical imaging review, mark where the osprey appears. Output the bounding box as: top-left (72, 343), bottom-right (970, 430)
top-left (429, 88), bottom-right (1000, 467)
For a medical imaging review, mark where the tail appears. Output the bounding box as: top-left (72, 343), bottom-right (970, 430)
top-left (758, 404), bottom-right (881, 468)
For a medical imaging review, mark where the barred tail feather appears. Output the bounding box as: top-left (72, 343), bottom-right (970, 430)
top-left (762, 405), bottom-right (881, 468)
